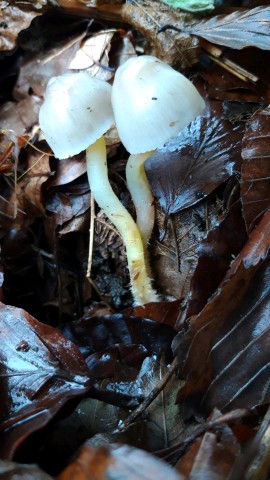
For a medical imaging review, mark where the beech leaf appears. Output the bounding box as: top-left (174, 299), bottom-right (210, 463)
top-left (173, 208), bottom-right (270, 416)
top-left (145, 115), bottom-right (242, 216)
top-left (0, 302), bottom-right (90, 459)
top-left (189, 6), bottom-right (270, 50)
top-left (241, 106), bottom-right (270, 235)
top-left (58, 443), bottom-right (183, 480)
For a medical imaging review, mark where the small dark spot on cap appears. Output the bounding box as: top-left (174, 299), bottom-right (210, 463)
top-left (169, 121), bottom-right (177, 127)
top-left (152, 97), bottom-right (158, 100)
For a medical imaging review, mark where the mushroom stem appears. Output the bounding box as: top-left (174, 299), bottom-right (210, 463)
top-left (86, 136), bottom-right (158, 305)
top-left (126, 150), bottom-right (155, 248)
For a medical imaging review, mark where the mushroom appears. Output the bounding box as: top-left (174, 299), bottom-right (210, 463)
top-left (111, 55), bottom-right (205, 247)
top-left (39, 71), bottom-right (158, 305)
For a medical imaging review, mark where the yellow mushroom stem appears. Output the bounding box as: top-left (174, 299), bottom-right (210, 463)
top-left (86, 137), bottom-right (158, 305)
top-left (125, 150), bottom-right (155, 248)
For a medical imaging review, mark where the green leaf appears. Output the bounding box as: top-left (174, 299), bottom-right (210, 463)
top-left (160, 0), bottom-right (214, 13)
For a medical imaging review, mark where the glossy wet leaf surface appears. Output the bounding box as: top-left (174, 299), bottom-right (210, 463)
top-left (241, 107), bottom-right (270, 234)
top-left (0, 302), bottom-right (90, 459)
top-left (174, 208), bottom-right (270, 416)
top-left (146, 114), bottom-right (243, 216)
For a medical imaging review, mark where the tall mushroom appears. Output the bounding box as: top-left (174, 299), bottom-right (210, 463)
top-left (39, 71), bottom-right (158, 305)
top-left (111, 55), bottom-right (205, 247)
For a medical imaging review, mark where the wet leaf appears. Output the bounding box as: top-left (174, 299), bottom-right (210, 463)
top-left (0, 2), bottom-right (39, 52)
top-left (145, 114), bottom-right (243, 217)
top-left (189, 6), bottom-right (270, 50)
top-left (241, 106), bottom-right (270, 234)
top-left (0, 302), bottom-right (90, 459)
top-left (178, 182), bottom-right (247, 326)
top-left (173, 208), bottom-right (270, 417)
top-left (176, 411), bottom-right (241, 479)
top-left (63, 312), bottom-right (175, 360)
top-left (58, 442), bottom-right (183, 480)
top-left (0, 96), bottom-right (42, 138)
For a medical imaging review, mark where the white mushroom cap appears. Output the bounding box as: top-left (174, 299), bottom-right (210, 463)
top-left (111, 55), bottom-right (205, 154)
top-left (39, 72), bottom-right (114, 159)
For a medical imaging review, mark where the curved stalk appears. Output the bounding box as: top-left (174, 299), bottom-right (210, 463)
top-left (126, 151), bottom-right (155, 247)
top-left (86, 137), bottom-right (158, 305)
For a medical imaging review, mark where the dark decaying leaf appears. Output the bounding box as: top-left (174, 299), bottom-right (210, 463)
top-left (176, 410), bottom-right (241, 479)
top-left (189, 6), bottom-right (270, 50)
top-left (62, 313), bottom-right (176, 360)
top-left (0, 302), bottom-right (90, 459)
top-left (58, 442), bottom-right (183, 480)
top-left (229, 405), bottom-right (270, 480)
top-left (241, 106), bottom-right (270, 235)
top-left (145, 115), bottom-right (243, 217)
top-left (173, 207), bottom-right (270, 417)
top-left (178, 181), bottom-right (247, 326)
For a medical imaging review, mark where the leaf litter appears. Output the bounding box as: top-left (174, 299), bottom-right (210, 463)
top-left (1, 0), bottom-right (270, 478)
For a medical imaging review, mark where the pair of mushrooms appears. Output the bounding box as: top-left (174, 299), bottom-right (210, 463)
top-left (39, 55), bottom-right (204, 305)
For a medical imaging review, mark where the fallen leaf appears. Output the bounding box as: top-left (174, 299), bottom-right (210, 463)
top-left (0, 2), bottom-right (39, 52)
top-left (189, 6), bottom-right (270, 50)
top-left (0, 302), bottom-right (90, 459)
top-left (69, 30), bottom-right (114, 81)
top-left (47, 155), bottom-right (86, 187)
top-left (241, 106), bottom-right (270, 234)
top-left (176, 410), bottom-right (240, 479)
top-left (173, 207), bottom-right (270, 417)
top-left (62, 312), bottom-right (176, 359)
top-left (146, 114), bottom-right (243, 217)
top-left (178, 181), bottom-right (247, 326)
top-left (13, 26), bottom-right (86, 100)
top-left (58, 442), bottom-right (183, 480)
top-left (123, 0), bottom-right (200, 69)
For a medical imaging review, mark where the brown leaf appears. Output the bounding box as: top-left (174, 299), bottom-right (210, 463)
top-left (0, 96), bottom-right (42, 138)
top-left (178, 181), bottom-right (247, 326)
top-left (13, 28), bottom-right (86, 100)
top-left (123, 0), bottom-right (200, 69)
top-left (145, 114), bottom-right (243, 216)
top-left (241, 106), bottom-right (270, 234)
top-left (62, 313), bottom-right (176, 360)
top-left (189, 6), bottom-right (270, 50)
top-left (176, 411), bottom-right (240, 480)
top-left (58, 442), bottom-right (183, 480)
top-left (173, 207), bottom-right (270, 417)
top-left (47, 155), bottom-right (87, 187)
top-left (0, 302), bottom-right (90, 459)
top-left (0, 2), bottom-right (39, 52)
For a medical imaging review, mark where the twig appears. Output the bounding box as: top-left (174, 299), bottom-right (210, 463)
top-left (118, 357), bottom-right (178, 431)
top-left (87, 193), bottom-right (95, 279)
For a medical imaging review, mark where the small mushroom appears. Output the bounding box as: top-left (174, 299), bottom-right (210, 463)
top-left (39, 71), bottom-right (158, 305)
top-left (111, 55), bottom-right (205, 247)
